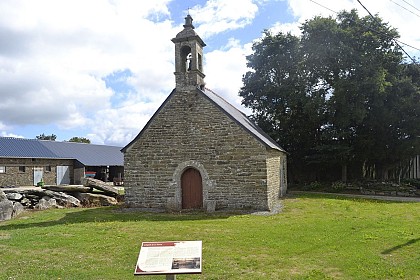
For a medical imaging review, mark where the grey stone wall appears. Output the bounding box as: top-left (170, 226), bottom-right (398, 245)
top-left (0, 158), bottom-right (74, 186)
top-left (266, 148), bottom-right (286, 209)
top-left (124, 89), bottom-right (286, 211)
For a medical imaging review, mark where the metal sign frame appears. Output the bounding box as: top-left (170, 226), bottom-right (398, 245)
top-left (134, 241), bottom-right (202, 276)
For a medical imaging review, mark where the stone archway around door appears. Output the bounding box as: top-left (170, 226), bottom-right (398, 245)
top-left (169, 160), bottom-right (216, 211)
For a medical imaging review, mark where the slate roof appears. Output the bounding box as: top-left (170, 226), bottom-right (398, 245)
top-left (122, 87), bottom-right (285, 153)
top-left (0, 137), bottom-right (123, 166)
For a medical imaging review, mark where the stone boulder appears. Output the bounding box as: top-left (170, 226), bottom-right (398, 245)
top-left (6, 192), bottom-right (23, 201)
top-left (20, 197), bottom-right (31, 207)
top-left (74, 192), bottom-right (118, 207)
top-left (82, 178), bottom-right (119, 196)
top-left (0, 195), bottom-right (13, 221)
top-left (43, 190), bottom-right (81, 207)
top-left (34, 197), bottom-right (58, 210)
top-left (12, 202), bottom-right (25, 218)
top-left (0, 189), bottom-right (6, 200)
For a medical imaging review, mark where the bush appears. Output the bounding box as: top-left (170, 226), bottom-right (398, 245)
top-left (331, 181), bottom-right (346, 192)
top-left (401, 178), bottom-right (420, 189)
top-left (304, 181), bottom-right (324, 191)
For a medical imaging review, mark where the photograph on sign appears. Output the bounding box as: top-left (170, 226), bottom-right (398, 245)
top-left (134, 241), bottom-right (202, 275)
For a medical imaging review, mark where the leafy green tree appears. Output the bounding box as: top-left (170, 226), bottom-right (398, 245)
top-left (240, 9), bottom-right (420, 182)
top-left (300, 10), bottom-right (406, 180)
top-left (240, 31), bottom-right (327, 181)
top-left (68, 137), bottom-right (91, 144)
top-left (36, 133), bottom-right (57, 141)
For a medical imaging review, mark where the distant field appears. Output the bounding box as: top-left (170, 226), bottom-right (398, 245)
top-left (0, 193), bottom-right (419, 279)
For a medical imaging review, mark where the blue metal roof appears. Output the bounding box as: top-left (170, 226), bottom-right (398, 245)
top-left (0, 137), bottom-right (123, 166)
top-left (0, 137), bottom-right (59, 158)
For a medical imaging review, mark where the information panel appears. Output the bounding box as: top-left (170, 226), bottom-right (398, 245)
top-left (134, 241), bottom-right (202, 275)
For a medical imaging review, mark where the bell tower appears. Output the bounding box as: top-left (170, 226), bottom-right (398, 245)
top-left (171, 15), bottom-right (206, 89)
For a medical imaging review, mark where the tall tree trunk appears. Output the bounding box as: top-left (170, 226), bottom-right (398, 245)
top-left (341, 164), bottom-right (347, 182)
top-left (375, 163), bottom-right (389, 181)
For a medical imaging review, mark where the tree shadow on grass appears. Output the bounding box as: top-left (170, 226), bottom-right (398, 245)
top-left (382, 238), bottom-right (420, 254)
top-left (0, 206), bottom-right (244, 231)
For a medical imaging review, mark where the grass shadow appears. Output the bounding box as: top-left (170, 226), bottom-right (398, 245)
top-left (0, 206), bottom-right (246, 231)
top-left (4, 193), bottom-right (413, 231)
top-left (382, 238), bottom-right (420, 254)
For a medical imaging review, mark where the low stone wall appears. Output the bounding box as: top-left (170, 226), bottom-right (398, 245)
top-left (358, 181), bottom-right (420, 197)
top-left (360, 187), bottom-right (419, 197)
top-left (293, 181), bottom-right (420, 198)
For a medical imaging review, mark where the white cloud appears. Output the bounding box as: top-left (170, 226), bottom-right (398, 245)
top-left (0, 122), bottom-right (8, 131)
top-left (267, 0), bottom-right (355, 37)
top-left (0, 133), bottom-right (24, 138)
top-left (269, 21), bottom-right (301, 36)
top-left (191, 0), bottom-right (259, 38)
top-left (86, 98), bottom-right (167, 146)
top-left (288, 0), bottom-right (354, 19)
top-left (205, 39), bottom-right (253, 114)
top-left (0, 0), bottom-right (176, 145)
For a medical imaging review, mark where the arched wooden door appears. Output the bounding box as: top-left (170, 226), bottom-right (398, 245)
top-left (181, 168), bottom-right (203, 209)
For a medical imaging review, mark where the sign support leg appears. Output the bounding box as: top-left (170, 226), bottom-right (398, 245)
top-left (166, 275), bottom-right (176, 280)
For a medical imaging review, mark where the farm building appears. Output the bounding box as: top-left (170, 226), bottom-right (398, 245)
top-left (122, 15), bottom-right (287, 212)
top-left (0, 137), bottom-right (123, 187)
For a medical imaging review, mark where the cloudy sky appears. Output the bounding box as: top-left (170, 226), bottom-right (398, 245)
top-left (1, 0), bottom-right (419, 147)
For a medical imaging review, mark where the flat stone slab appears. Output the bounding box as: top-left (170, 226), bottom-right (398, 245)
top-left (42, 185), bottom-right (92, 193)
top-left (82, 178), bottom-right (119, 196)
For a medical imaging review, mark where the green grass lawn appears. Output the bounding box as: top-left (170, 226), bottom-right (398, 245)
top-left (1, 193), bottom-right (419, 280)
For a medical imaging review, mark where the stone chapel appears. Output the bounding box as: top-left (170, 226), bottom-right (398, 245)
top-left (121, 15), bottom-right (287, 212)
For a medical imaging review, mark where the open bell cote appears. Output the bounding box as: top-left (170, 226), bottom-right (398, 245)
top-left (171, 14), bottom-right (206, 89)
